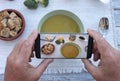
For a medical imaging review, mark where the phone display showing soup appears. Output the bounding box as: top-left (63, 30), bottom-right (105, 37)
top-left (61, 43), bottom-right (80, 58)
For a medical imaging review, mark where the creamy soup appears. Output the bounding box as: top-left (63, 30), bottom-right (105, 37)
top-left (61, 44), bottom-right (79, 58)
top-left (40, 15), bottom-right (80, 33)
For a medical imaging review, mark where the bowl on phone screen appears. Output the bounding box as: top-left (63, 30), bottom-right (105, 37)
top-left (61, 42), bottom-right (81, 58)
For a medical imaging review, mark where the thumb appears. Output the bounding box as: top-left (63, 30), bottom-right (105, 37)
top-left (35, 59), bottom-right (53, 77)
top-left (82, 59), bottom-right (99, 77)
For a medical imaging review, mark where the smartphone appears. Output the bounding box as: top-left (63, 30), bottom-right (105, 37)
top-left (35, 33), bottom-right (93, 59)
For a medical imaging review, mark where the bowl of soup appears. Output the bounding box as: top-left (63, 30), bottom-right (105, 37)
top-left (61, 43), bottom-right (81, 58)
top-left (38, 10), bottom-right (84, 33)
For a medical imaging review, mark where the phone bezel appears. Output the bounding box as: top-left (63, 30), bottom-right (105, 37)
top-left (87, 36), bottom-right (93, 59)
top-left (35, 34), bottom-right (40, 58)
top-left (34, 33), bottom-right (93, 59)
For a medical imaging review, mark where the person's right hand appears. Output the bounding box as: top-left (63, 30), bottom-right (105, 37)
top-left (82, 29), bottom-right (120, 81)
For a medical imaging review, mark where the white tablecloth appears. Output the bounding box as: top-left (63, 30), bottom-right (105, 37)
top-left (0, 0), bottom-right (115, 74)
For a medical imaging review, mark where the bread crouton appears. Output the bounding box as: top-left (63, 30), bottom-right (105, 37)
top-left (1, 18), bottom-right (8, 27)
top-left (14, 26), bottom-right (21, 32)
top-left (9, 12), bottom-right (17, 19)
top-left (0, 22), bottom-right (4, 31)
top-left (0, 28), bottom-right (10, 38)
top-left (0, 11), bottom-right (9, 21)
top-left (10, 30), bottom-right (17, 37)
top-left (7, 19), bottom-right (15, 29)
top-left (14, 17), bottom-right (22, 27)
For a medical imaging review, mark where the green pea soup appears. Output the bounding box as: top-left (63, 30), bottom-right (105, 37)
top-left (38, 10), bottom-right (84, 33)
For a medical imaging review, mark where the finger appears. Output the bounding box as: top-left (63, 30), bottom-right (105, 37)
top-left (29, 57), bottom-right (33, 62)
top-left (10, 40), bottom-right (25, 56)
top-left (87, 29), bottom-right (112, 57)
top-left (35, 59), bottom-right (53, 77)
top-left (19, 30), bottom-right (38, 62)
top-left (93, 41), bottom-right (97, 50)
top-left (93, 50), bottom-right (100, 61)
top-left (31, 46), bottom-right (35, 58)
top-left (29, 53), bottom-right (34, 62)
top-left (32, 45), bottom-right (35, 51)
top-left (26, 30), bottom-right (38, 58)
top-left (31, 53), bottom-right (34, 58)
top-left (82, 59), bottom-right (100, 77)
top-left (28, 30), bottom-right (38, 45)
top-left (29, 58), bottom-right (32, 62)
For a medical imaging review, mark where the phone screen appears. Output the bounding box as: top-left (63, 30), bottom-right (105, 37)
top-left (35, 33), bottom-right (93, 59)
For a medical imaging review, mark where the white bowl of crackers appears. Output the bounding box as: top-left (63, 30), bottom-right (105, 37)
top-left (0, 9), bottom-right (25, 41)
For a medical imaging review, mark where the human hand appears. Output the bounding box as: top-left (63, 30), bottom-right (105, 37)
top-left (4, 30), bottom-right (53, 81)
top-left (82, 29), bottom-right (120, 81)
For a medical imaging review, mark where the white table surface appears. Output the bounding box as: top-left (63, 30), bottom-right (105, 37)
top-left (0, 0), bottom-right (115, 75)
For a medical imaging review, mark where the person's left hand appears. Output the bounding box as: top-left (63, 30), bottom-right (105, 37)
top-left (4, 30), bottom-right (53, 81)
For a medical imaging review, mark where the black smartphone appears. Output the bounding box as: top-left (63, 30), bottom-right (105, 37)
top-left (35, 33), bottom-right (93, 59)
